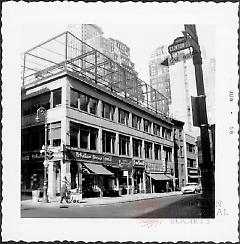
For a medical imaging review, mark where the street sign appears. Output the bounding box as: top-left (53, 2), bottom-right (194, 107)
top-left (168, 36), bottom-right (191, 54)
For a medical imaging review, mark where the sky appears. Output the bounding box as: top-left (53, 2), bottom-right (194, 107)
top-left (20, 23), bottom-right (215, 82)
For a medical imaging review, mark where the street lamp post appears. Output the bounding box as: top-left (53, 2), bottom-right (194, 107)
top-left (36, 107), bottom-right (49, 203)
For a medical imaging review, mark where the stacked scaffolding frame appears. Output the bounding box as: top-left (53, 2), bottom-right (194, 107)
top-left (22, 31), bottom-right (169, 116)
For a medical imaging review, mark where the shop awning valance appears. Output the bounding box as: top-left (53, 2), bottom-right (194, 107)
top-left (83, 163), bottom-right (114, 176)
top-left (148, 173), bottom-right (170, 181)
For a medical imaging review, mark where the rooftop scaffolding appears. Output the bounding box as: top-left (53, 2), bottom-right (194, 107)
top-left (22, 31), bottom-right (169, 116)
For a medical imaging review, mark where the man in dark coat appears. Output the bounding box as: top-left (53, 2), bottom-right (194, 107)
top-left (60, 176), bottom-right (70, 203)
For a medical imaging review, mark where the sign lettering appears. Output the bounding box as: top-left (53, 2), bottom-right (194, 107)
top-left (168, 36), bottom-right (191, 54)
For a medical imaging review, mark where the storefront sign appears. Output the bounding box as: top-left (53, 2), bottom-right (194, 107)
top-left (133, 159), bottom-right (145, 167)
top-left (75, 151), bottom-right (103, 162)
top-left (119, 158), bottom-right (133, 170)
top-left (145, 162), bottom-right (163, 172)
top-left (21, 152), bottom-right (44, 161)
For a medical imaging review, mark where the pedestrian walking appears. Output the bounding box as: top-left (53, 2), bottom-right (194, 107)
top-left (60, 176), bottom-right (70, 204)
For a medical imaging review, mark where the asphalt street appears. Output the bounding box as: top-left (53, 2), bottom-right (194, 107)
top-left (21, 193), bottom-right (201, 218)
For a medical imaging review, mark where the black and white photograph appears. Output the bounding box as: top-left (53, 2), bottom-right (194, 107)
top-left (2, 1), bottom-right (239, 242)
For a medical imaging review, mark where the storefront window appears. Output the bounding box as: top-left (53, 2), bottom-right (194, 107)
top-left (133, 138), bottom-right (142, 157)
top-left (102, 102), bottom-right (115, 121)
top-left (118, 109), bottom-right (129, 126)
top-left (119, 134), bottom-right (130, 156)
top-left (144, 141), bottom-right (152, 159)
top-left (102, 130), bottom-right (115, 154)
top-left (52, 88), bottom-right (61, 108)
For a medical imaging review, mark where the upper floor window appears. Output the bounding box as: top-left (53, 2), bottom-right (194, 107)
top-left (102, 102), bottom-right (115, 121)
top-left (22, 92), bottom-right (50, 116)
top-left (133, 138), bottom-right (142, 158)
top-left (102, 130), bottom-right (115, 154)
top-left (70, 89), bottom-right (98, 115)
top-left (153, 123), bottom-right (161, 136)
top-left (52, 88), bottom-right (62, 108)
top-left (119, 109), bottom-right (129, 126)
top-left (154, 144), bottom-right (161, 160)
top-left (144, 119), bottom-right (151, 133)
top-left (50, 121), bottom-right (61, 146)
top-left (69, 122), bottom-right (98, 150)
top-left (132, 114), bottom-right (141, 130)
top-left (187, 143), bottom-right (195, 153)
top-left (119, 134), bottom-right (130, 156)
top-left (144, 141), bottom-right (152, 159)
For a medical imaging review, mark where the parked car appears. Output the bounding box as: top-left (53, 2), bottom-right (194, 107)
top-left (181, 183), bottom-right (201, 194)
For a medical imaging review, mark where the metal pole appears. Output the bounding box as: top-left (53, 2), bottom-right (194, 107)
top-left (185, 25), bottom-right (214, 218)
top-left (42, 114), bottom-right (49, 203)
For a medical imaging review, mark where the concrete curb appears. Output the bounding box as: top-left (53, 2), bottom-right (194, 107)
top-left (21, 191), bottom-right (183, 209)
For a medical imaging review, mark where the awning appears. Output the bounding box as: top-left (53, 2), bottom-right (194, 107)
top-left (148, 173), bottom-right (170, 181)
top-left (83, 163), bottom-right (114, 176)
top-left (188, 175), bottom-right (200, 178)
top-left (166, 174), bottom-right (174, 180)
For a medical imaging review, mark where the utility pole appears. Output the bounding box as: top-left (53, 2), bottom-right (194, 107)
top-left (183, 24), bottom-right (215, 218)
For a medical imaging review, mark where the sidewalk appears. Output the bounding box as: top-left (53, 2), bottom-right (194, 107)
top-left (21, 191), bottom-right (182, 209)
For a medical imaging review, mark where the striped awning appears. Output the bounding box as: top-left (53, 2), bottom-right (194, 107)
top-left (148, 173), bottom-right (170, 181)
top-left (83, 163), bottom-right (114, 176)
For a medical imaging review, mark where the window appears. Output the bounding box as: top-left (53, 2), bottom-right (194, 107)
top-left (132, 114), bottom-right (141, 130)
top-left (154, 144), bottom-right (161, 160)
top-left (153, 123), bottom-right (161, 136)
top-left (119, 135), bottom-right (130, 156)
top-left (79, 94), bottom-right (89, 112)
top-left (22, 92), bottom-right (51, 116)
top-left (102, 102), bottom-right (115, 121)
top-left (70, 122), bottom-right (79, 147)
top-left (187, 159), bottom-right (195, 168)
top-left (133, 138), bottom-right (142, 158)
top-left (144, 142), bottom-right (152, 159)
top-left (187, 143), bottom-right (195, 153)
top-left (50, 122), bottom-right (61, 146)
top-left (144, 119), bottom-right (151, 133)
top-left (163, 146), bottom-right (172, 162)
top-left (70, 89), bottom-right (78, 108)
top-left (70, 89), bottom-right (98, 115)
top-left (80, 124), bottom-right (98, 150)
top-left (102, 130), bottom-right (116, 154)
top-left (89, 98), bottom-right (98, 114)
top-left (119, 109), bottom-right (129, 126)
top-left (52, 88), bottom-right (61, 108)
top-left (70, 123), bottom-right (98, 150)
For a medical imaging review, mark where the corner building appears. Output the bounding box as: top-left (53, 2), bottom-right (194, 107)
top-left (21, 32), bottom-right (174, 199)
